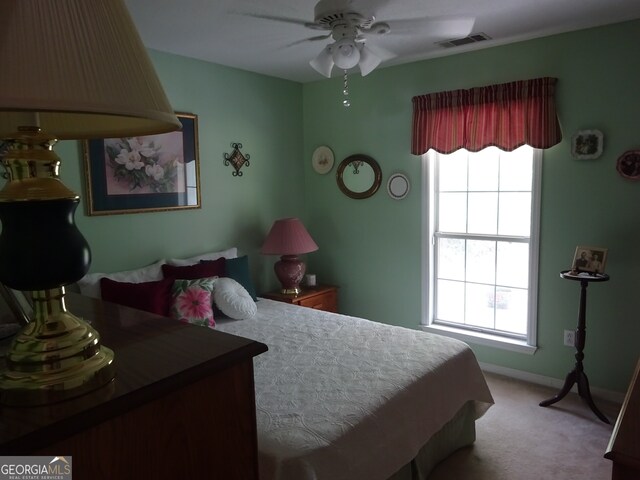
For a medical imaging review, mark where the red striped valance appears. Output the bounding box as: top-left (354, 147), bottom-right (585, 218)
top-left (411, 77), bottom-right (562, 155)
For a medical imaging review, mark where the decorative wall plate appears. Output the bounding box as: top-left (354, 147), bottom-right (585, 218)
top-left (571, 129), bottom-right (603, 159)
top-left (311, 145), bottom-right (334, 174)
top-left (387, 172), bottom-right (410, 200)
top-left (616, 150), bottom-right (640, 180)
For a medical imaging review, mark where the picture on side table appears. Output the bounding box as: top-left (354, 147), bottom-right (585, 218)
top-left (572, 246), bottom-right (608, 274)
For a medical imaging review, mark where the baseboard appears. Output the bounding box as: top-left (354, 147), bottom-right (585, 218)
top-left (479, 362), bottom-right (625, 405)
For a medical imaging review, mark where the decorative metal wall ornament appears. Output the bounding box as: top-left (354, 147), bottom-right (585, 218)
top-left (224, 142), bottom-right (250, 177)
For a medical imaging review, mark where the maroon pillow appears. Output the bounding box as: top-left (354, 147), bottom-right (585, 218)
top-left (100, 277), bottom-right (174, 317)
top-left (161, 257), bottom-right (226, 280)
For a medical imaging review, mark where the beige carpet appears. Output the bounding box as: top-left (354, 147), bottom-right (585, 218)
top-left (428, 372), bottom-right (621, 480)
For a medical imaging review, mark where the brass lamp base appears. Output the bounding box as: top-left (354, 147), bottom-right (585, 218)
top-left (0, 287), bottom-right (115, 406)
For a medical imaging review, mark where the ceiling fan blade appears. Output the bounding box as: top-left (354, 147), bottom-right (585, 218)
top-left (385, 16), bottom-right (475, 39)
top-left (310, 46), bottom-right (334, 78)
top-left (231, 12), bottom-right (325, 30)
top-left (285, 33), bottom-right (332, 48)
top-left (358, 45), bottom-right (381, 76)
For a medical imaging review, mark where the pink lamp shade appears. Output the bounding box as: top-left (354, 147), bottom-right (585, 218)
top-left (261, 218), bottom-right (318, 294)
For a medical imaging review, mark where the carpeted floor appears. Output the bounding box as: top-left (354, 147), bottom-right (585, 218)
top-left (428, 372), bottom-right (621, 480)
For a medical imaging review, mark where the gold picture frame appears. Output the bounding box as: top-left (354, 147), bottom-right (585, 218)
top-left (572, 246), bottom-right (608, 274)
top-left (83, 112), bottom-right (201, 215)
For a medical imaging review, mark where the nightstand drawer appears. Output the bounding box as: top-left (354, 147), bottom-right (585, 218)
top-left (298, 289), bottom-right (338, 313)
top-left (261, 285), bottom-right (339, 313)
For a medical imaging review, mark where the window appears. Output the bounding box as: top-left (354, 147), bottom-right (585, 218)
top-left (422, 146), bottom-right (541, 353)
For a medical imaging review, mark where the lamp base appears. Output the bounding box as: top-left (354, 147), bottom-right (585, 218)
top-left (274, 255), bottom-right (306, 295)
top-left (0, 287), bottom-right (115, 406)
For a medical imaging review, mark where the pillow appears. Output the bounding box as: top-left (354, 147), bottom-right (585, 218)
top-left (213, 277), bottom-right (257, 320)
top-left (78, 259), bottom-right (166, 299)
top-left (170, 278), bottom-right (216, 327)
top-left (162, 257), bottom-right (226, 280)
top-left (100, 277), bottom-right (174, 317)
top-left (166, 247), bottom-right (237, 267)
top-left (209, 255), bottom-right (257, 301)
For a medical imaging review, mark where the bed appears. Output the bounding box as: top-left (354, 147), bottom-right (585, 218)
top-left (216, 298), bottom-right (494, 480)
top-left (74, 248), bottom-right (493, 479)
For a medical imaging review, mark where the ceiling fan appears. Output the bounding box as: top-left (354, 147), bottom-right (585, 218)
top-left (239, 0), bottom-right (475, 78)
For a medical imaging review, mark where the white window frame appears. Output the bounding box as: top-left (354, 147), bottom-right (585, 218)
top-left (421, 148), bottom-right (542, 354)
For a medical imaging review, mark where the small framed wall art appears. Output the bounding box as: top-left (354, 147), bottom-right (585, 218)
top-left (616, 150), bottom-right (640, 180)
top-left (571, 129), bottom-right (603, 159)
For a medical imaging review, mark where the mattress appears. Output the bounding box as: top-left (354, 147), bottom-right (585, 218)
top-left (216, 299), bottom-right (493, 480)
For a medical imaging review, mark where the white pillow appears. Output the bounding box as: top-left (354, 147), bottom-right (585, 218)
top-left (166, 247), bottom-right (238, 266)
top-left (77, 259), bottom-right (166, 299)
top-left (213, 277), bottom-right (257, 320)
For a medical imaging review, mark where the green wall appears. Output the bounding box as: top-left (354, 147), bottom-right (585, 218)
top-left (53, 50), bottom-right (304, 293)
top-left (302, 20), bottom-right (640, 393)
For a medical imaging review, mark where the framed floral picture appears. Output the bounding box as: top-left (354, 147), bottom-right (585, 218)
top-left (83, 112), bottom-right (201, 215)
top-left (571, 129), bottom-right (603, 159)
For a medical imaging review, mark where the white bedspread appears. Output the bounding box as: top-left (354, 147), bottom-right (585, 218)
top-left (216, 299), bottom-right (493, 480)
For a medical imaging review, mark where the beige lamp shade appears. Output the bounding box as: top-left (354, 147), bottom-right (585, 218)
top-left (0, 0), bottom-right (180, 139)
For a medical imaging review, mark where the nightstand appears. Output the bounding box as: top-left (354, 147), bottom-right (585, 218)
top-left (261, 285), bottom-right (338, 313)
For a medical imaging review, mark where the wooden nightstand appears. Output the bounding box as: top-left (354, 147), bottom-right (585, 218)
top-left (261, 285), bottom-right (338, 313)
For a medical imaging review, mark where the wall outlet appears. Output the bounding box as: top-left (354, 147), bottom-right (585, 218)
top-left (563, 329), bottom-right (575, 347)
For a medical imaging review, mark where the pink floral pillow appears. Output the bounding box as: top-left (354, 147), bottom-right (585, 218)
top-left (170, 277), bottom-right (216, 328)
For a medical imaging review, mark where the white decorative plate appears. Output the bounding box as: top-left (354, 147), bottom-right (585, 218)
top-left (312, 146), bottom-right (334, 174)
top-left (387, 172), bottom-right (410, 200)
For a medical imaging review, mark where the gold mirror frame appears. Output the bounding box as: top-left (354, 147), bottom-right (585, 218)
top-left (336, 154), bottom-right (382, 199)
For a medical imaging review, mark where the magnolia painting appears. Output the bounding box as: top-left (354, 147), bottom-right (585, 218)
top-left (104, 132), bottom-right (186, 195)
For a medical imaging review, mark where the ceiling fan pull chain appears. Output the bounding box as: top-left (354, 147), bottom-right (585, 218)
top-left (342, 70), bottom-right (350, 107)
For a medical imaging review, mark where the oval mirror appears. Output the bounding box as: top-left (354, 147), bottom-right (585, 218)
top-left (336, 154), bottom-right (382, 199)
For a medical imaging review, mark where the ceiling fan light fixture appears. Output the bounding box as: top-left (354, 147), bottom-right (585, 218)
top-left (358, 45), bottom-right (381, 76)
top-left (310, 45), bottom-right (334, 78)
top-left (332, 38), bottom-right (360, 70)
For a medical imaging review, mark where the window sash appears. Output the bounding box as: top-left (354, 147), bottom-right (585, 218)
top-left (423, 148), bottom-right (541, 348)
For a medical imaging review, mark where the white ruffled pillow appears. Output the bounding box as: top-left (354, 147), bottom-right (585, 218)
top-left (213, 277), bottom-right (257, 320)
top-left (77, 259), bottom-right (165, 299)
top-left (166, 247), bottom-right (237, 266)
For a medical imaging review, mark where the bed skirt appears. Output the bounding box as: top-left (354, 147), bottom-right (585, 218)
top-left (388, 400), bottom-right (477, 480)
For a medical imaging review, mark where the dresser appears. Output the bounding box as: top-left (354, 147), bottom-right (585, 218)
top-left (605, 357), bottom-right (640, 480)
top-left (0, 293), bottom-right (268, 480)
top-left (261, 284), bottom-right (338, 313)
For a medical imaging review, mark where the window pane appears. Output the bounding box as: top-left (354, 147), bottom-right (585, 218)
top-left (438, 193), bottom-right (467, 232)
top-left (498, 192), bottom-right (531, 236)
top-left (495, 287), bottom-right (528, 334)
top-left (466, 240), bottom-right (496, 284)
top-left (468, 192), bottom-right (498, 234)
top-left (436, 280), bottom-right (465, 322)
top-left (500, 147), bottom-right (532, 191)
top-left (465, 283), bottom-right (495, 329)
top-left (469, 148), bottom-right (499, 191)
top-left (437, 238), bottom-right (465, 281)
top-left (439, 149), bottom-right (468, 191)
top-left (497, 242), bottom-right (529, 288)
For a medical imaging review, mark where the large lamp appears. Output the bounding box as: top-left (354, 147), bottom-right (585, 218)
top-left (261, 218), bottom-right (319, 294)
top-left (0, 0), bottom-right (181, 405)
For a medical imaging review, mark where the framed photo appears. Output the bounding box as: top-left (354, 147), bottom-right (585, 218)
top-left (83, 113), bottom-right (201, 215)
top-left (0, 284), bottom-right (31, 326)
top-left (572, 246), bottom-right (608, 274)
top-left (571, 129), bottom-right (603, 159)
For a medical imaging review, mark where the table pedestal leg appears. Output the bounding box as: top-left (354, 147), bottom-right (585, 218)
top-left (539, 278), bottom-right (610, 424)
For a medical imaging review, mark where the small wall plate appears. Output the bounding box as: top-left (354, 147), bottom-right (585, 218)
top-left (387, 172), bottom-right (410, 200)
top-left (312, 145), bottom-right (334, 174)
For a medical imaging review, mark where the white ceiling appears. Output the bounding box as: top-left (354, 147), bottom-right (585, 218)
top-left (125, 0), bottom-right (640, 83)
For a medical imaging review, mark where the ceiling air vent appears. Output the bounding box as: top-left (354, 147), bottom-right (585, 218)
top-left (437, 32), bottom-right (492, 48)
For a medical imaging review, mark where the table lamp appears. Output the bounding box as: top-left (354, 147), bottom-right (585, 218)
top-left (261, 218), bottom-right (319, 294)
top-left (0, 0), bottom-right (180, 406)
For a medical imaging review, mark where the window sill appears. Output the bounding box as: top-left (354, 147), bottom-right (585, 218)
top-left (421, 324), bottom-right (538, 355)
